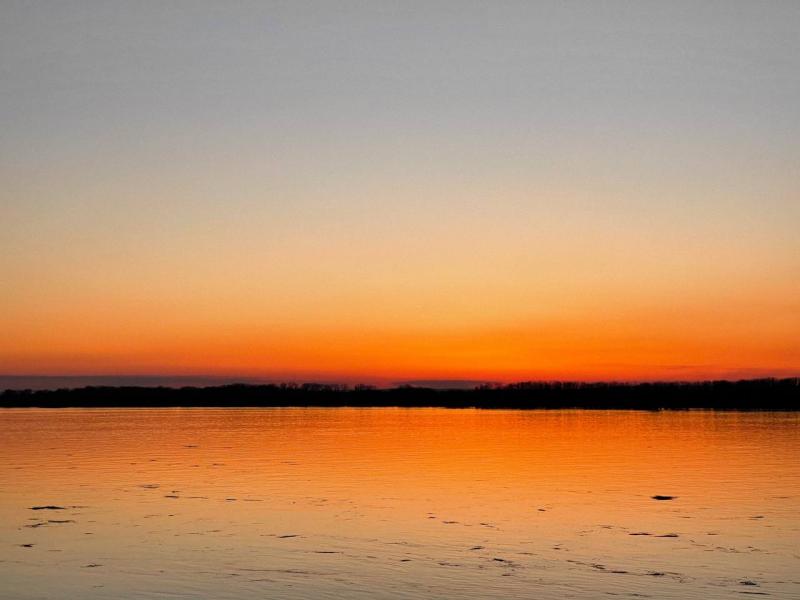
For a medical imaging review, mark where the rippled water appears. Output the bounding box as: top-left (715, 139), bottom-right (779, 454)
top-left (1, 408), bottom-right (798, 599)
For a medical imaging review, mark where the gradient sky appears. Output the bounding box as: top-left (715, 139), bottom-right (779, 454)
top-left (2, 1), bottom-right (799, 383)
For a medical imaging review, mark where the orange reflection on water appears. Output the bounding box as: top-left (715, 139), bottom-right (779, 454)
top-left (1, 408), bottom-right (798, 599)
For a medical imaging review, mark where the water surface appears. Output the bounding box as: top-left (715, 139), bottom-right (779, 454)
top-left (1, 408), bottom-right (798, 599)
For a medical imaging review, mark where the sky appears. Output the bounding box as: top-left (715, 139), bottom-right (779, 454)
top-left (1, 1), bottom-right (799, 385)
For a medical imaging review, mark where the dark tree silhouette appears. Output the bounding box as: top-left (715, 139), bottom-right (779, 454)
top-left (1, 378), bottom-right (798, 410)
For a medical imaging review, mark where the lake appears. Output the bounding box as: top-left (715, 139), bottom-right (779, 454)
top-left (1, 408), bottom-right (798, 599)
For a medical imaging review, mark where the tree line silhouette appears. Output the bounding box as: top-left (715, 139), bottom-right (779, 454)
top-left (1, 378), bottom-right (798, 410)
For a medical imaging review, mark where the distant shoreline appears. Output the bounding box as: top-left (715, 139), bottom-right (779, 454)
top-left (2, 379), bottom-right (798, 410)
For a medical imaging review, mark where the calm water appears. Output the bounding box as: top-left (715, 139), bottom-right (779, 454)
top-left (1, 408), bottom-right (798, 599)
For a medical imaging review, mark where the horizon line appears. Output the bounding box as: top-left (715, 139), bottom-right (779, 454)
top-left (2, 373), bottom-right (799, 392)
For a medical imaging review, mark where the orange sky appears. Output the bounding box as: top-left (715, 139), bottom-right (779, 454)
top-left (2, 3), bottom-right (799, 383)
top-left (2, 177), bottom-right (799, 382)
top-left (3, 260), bottom-right (798, 382)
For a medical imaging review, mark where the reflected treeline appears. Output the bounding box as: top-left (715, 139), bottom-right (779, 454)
top-left (1, 378), bottom-right (798, 410)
